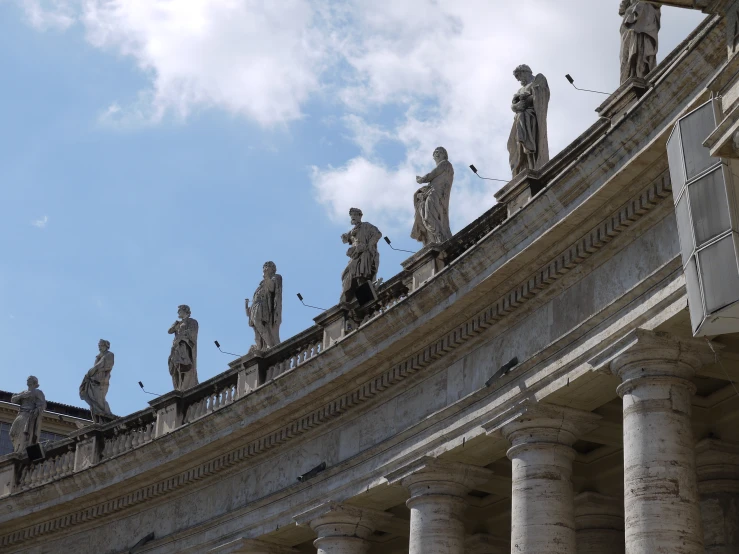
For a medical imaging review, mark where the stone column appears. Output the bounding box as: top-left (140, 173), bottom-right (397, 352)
top-left (385, 457), bottom-right (494, 554)
top-left (493, 403), bottom-right (601, 554)
top-left (574, 492), bottom-right (625, 554)
top-left (610, 329), bottom-right (714, 554)
top-left (465, 533), bottom-right (509, 553)
top-left (294, 502), bottom-right (394, 554)
top-left (696, 438), bottom-right (739, 554)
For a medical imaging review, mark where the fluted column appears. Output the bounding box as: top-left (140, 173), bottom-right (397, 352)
top-left (386, 457), bottom-right (494, 554)
top-left (294, 502), bottom-right (394, 554)
top-left (610, 329), bottom-right (714, 554)
top-left (574, 492), bottom-right (625, 554)
top-left (696, 438), bottom-right (739, 554)
top-left (492, 403), bottom-right (601, 554)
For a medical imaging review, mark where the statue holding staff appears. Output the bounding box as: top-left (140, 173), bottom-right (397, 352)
top-left (10, 376), bottom-right (46, 454)
top-left (79, 339), bottom-right (115, 423)
top-left (340, 208), bottom-right (382, 303)
top-left (619, 0), bottom-right (661, 84)
top-left (168, 304), bottom-right (199, 391)
top-left (246, 261), bottom-right (283, 352)
top-left (507, 64), bottom-right (550, 177)
top-left (411, 146), bottom-right (454, 247)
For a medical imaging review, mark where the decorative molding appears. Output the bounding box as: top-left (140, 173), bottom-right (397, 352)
top-left (0, 173), bottom-right (672, 549)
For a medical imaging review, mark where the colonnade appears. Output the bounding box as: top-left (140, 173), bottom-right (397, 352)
top-left (220, 330), bottom-right (739, 554)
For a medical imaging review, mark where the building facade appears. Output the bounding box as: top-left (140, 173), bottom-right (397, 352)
top-left (3, 3), bottom-right (739, 554)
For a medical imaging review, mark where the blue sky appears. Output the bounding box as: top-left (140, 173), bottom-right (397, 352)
top-left (0, 0), bottom-right (706, 417)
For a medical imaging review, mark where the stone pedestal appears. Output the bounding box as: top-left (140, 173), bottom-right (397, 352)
top-left (149, 391), bottom-right (185, 438)
top-left (493, 403), bottom-right (601, 554)
top-left (401, 244), bottom-right (446, 291)
top-left (294, 502), bottom-right (394, 554)
top-left (71, 427), bottom-right (102, 472)
top-left (314, 304), bottom-right (355, 350)
top-left (386, 457), bottom-right (494, 554)
top-left (0, 454), bottom-right (20, 498)
top-left (574, 492), bottom-right (625, 554)
top-left (493, 169), bottom-right (544, 217)
top-left (696, 438), bottom-right (739, 554)
top-left (610, 329), bottom-right (714, 554)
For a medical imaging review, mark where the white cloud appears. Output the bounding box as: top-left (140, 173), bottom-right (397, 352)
top-left (14, 0), bottom-right (706, 233)
top-left (17, 0), bottom-right (75, 31)
top-left (31, 215), bottom-right (49, 229)
top-left (44, 0), bottom-right (331, 127)
top-left (310, 1), bottom-right (706, 236)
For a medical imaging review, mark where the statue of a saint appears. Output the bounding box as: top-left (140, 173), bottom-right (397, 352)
top-left (340, 208), bottom-right (382, 303)
top-left (507, 64), bottom-right (550, 178)
top-left (168, 304), bottom-right (199, 391)
top-left (10, 376), bottom-right (46, 454)
top-left (619, 0), bottom-right (661, 84)
top-left (79, 339), bottom-right (114, 423)
top-left (411, 147), bottom-right (454, 247)
top-left (246, 261), bottom-right (283, 352)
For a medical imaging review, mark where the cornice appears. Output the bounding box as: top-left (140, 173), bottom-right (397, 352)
top-left (0, 172), bottom-right (672, 550)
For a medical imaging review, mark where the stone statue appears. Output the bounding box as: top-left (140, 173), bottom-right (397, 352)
top-left (340, 208), bottom-right (382, 303)
top-left (246, 261), bottom-right (283, 352)
top-left (9, 376), bottom-right (46, 454)
top-left (411, 147), bottom-right (454, 247)
top-left (168, 304), bottom-right (199, 391)
top-left (79, 339), bottom-right (114, 423)
top-left (619, 0), bottom-right (661, 84)
top-left (507, 64), bottom-right (550, 178)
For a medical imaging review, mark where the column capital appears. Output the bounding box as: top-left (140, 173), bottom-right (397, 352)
top-left (465, 533), bottom-right (509, 554)
top-left (608, 329), bottom-right (717, 387)
top-left (385, 456), bottom-right (493, 498)
top-left (483, 400), bottom-right (601, 451)
top-left (294, 501), bottom-right (394, 545)
top-left (207, 538), bottom-right (298, 554)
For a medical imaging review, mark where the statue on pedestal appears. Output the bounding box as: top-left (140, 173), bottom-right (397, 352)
top-left (507, 64), bottom-right (550, 177)
top-left (619, 0), bottom-right (661, 84)
top-left (246, 261), bottom-right (283, 352)
top-left (10, 376), bottom-right (46, 454)
top-left (168, 304), bottom-right (199, 391)
top-left (411, 146), bottom-right (454, 247)
top-left (79, 339), bottom-right (114, 423)
top-left (340, 208), bottom-right (382, 303)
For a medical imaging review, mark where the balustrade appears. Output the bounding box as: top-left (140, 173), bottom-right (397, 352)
top-left (101, 416), bottom-right (156, 460)
top-left (183, 382), bottom-right (237, 423)
top-left (17, 448), bottom-right (75, 490)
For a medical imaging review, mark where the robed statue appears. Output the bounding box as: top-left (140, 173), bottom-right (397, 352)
top-left (168, 304), bottom-right (199, 391)
top-left (341, 208), bottom-right (382, 303)
top-left (246, 261), bottom-right (282, 352)
top-left (619, 0), bottom-right (661, 84)
top-left (79, 339), bottom-right (115, 423)
top-left (10, 376), bottom-right (46, 454)
top-left (411, 146), bottom-right (454, 247)
top-left (507, 64), bottom-right (550, 178)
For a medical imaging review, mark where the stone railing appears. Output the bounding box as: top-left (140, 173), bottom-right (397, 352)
top-left (100, 412), bottom-right (156, 460)
top-left (183, 379), bottom-right (238, 424)
top-left (16, 443), bottom-right (75, 491)
top-left (445, 202), bottom-right (508, 264)
top-left (264, 327), bottom-right (324, 382)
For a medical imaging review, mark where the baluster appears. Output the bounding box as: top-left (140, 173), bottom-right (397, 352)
top-left (131, 430), bottom-right (141, 449)
top-left (143, 422), bottom-right (153, 442)
top-left (212, 391), bottom-right (220, 411)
